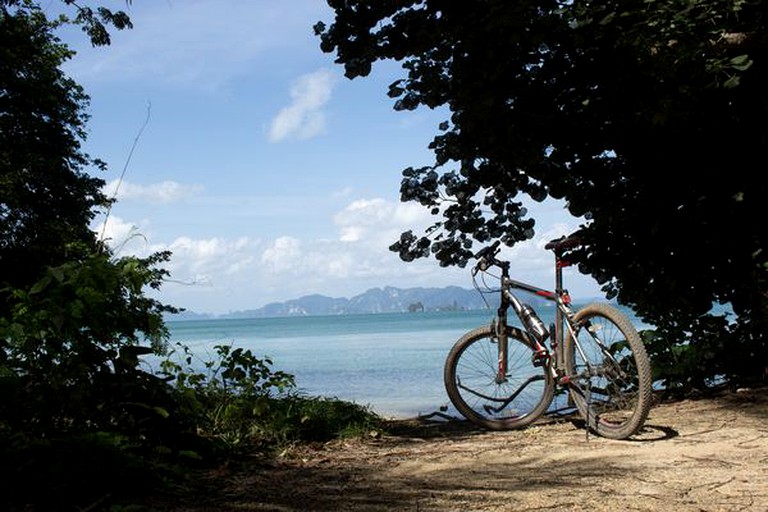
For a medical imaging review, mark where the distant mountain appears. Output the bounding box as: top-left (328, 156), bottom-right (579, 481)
top-left (217, 286), bottom-right (491, 319)
top-left (165, 285), bottom-right (601, 321)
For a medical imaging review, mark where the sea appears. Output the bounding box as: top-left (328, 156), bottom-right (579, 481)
top-left (161, 305), bottom-right (646, 419)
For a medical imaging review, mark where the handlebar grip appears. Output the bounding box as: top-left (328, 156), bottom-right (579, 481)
top-left (474, 240), bottom-right (501, 260)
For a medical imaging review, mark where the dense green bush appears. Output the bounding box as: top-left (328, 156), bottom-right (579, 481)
top-left (0, 252), bottom-right (177, 435)
top-left (273, 395), bottom-right (382, 443)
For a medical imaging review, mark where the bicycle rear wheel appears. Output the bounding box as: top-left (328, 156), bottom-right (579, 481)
top-left (564, 303), bottom-right (652, 439)
top-left (444, 326), bottom-right (554, 430)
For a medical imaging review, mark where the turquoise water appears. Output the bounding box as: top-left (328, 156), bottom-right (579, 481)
top-left (162, 305), bottom-right (644, 419)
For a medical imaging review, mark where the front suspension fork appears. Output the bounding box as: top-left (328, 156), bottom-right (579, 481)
top-left (496, 331), bottom-right (509, 384)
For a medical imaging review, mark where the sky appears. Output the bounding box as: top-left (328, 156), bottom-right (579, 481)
top-left (53, 0), bottom-right (600, 315)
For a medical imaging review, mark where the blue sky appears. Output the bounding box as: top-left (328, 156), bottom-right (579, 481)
top-left (54, 1), bottom-right (599, 315)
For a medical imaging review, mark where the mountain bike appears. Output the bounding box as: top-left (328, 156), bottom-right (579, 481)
top-left (444, 235), bottom-right (652, 439)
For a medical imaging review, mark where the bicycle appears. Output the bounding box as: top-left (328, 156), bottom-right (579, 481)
top-left (444, 234), bottom-right (653, 440)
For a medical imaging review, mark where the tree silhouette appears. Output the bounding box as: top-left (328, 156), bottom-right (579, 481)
top-left (317, 1), bottom-right (768, 388)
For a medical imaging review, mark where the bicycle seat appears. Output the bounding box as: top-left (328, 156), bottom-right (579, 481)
top-left (545, 234), bottom-right (582, 253)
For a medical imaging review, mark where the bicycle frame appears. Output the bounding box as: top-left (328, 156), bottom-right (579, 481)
top-left (450, 237), bottom-right (653, 437)
top-left (491, 246), bottom-right (628, 396)
top-left (492, 247), bottom-right (576, 384)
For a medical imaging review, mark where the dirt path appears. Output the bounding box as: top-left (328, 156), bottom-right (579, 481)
top-left (172, 388), bottom-right (768, 511)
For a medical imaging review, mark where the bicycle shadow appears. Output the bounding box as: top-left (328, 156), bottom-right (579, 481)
top-left (383, 412), bottom-right (488, 439)
top-left (385, 411), bottom-right (679, 442)
top-left (566, 417), bottom-right (680, 442)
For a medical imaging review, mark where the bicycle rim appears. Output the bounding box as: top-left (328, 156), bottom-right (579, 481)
top-left (565, 303), bottom-right (652, 439)
top-left (444, 326), bottom-right (554, 430)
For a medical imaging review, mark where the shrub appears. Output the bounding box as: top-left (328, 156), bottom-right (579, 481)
top-left (159, 343), bottom-right (382, 453)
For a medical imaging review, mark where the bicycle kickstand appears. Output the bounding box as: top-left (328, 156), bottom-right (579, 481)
top-left (584, 380), bottom-right (592, 442)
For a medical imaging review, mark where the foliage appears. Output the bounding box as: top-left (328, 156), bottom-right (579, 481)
top-left (1, 0), bottom-right (133, 46)
top-left (0, 251), bottom-right (178, 435)
top-left (0, 430), bottom-right (156, 512)
top-left (273, 395), bottom-right (382, 442)
top-left (0, 251), bottom-right (193, 509)
top-left (1, 272), bottom-right (380, 509)
top-left (0, 1), bottom-right (136, 301)
top-left (56, 0), bottom-right (133, 46)
top-left (0, 261), bottom-right (383, 508)
top-left (160, 343), bottom-right (381, 452)
top-left (160, 343), bottom-right (296, 452)
top-left (0, 3), bottom-right (109, 306)
top-left (317, 1), bottom-right (768, 389)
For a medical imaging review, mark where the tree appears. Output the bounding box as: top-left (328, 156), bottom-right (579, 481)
top-left (0, 0), bottom-right (134, 303)
top-left (0, 0), bottom-right (184, 431)
top-left (316, 1), bottom-right (768, 388)
top-left (0, 8), bottom-right (205, 507)
top-left (1, 3), bottom-right (101, 302)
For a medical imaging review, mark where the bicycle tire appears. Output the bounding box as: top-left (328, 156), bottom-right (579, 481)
top-left (444, 325), bottom-right (555, 430)
top-left (564, 303), bottom-right (653, 439)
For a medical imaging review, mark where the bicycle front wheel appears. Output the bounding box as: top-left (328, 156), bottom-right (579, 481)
top-left (444, 326), bottom-right (555, 430)
top-left (564, 303), bottom-right (652, 439)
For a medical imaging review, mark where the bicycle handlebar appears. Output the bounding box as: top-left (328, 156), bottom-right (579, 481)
top-left (473, 240), bottom-right (501, 261)
top-left (472, 240), bottom-right (506, 274)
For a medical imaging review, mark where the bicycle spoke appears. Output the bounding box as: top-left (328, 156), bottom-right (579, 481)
top-left (445, 326), bottom-right (554, 429)
top-left (565, 303), bottom-right (652, 439)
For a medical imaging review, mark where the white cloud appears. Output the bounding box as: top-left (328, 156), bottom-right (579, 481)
top-left (143, 236), bottom-right (260, 295)
top-left (104, 179), bottom-right (203, 204)
top-left (139, 198), bottom-right (426, 303)
top-left (268, 69), bottom-right (337, 142)
top-left (334, 198), bottom-right (432, 244)
top-left (101, 197), bottom-right (599, 314)
top-left (261, 236), bottom-right (302, 273)
top-left (334, 198), bottom-right (391, 242)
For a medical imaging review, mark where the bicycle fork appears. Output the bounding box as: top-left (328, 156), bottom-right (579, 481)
top-left (485, 326), bottom-right (548, 415)
top-left (493, 319), bottom-right (510, 384)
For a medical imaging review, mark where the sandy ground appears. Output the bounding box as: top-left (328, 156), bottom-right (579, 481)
top-left (166, 387), bottom-right (768, 511)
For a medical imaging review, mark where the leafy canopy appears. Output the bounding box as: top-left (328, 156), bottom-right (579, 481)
top-left (317, 0), bottom-right (768, 388)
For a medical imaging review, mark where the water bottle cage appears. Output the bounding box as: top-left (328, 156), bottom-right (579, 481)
top-left (532, 349), bottom-right (550, 368)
